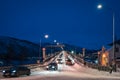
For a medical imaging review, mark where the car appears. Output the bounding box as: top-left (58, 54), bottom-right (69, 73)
top-left (59, 54), bottom-right (63, 58)
top-left (46, 63), bottom-right (58, 70)
top-left (84, 57), bottom-right (97, 64)
top-left (66, 59), bottom-right (74, 65)
top-left (2, 66), bottom-right (31, 77)
top-left (56, 58), bottom-right (63, 64)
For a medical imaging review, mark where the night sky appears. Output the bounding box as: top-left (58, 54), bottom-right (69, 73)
top-left (0, 0), bottom-right (120, 49)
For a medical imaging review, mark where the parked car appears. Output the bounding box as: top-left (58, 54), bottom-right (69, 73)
top-left (46, 62), bottom-right (58, 70)
top-left (2, 66), bottom-right (31, 77)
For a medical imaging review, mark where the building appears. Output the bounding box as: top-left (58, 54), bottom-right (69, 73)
top-left (97, 46), bottom-right (109, 66)
top-left (97, 42), bottom-right (120, 67)
top-left (108, 43), bottom-right (120, 67)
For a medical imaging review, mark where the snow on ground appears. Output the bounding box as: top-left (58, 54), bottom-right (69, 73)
top-left (0, 70), bottom-right (120, 80)
top-left (43, 61), bottom-right (120, 78)
top-left (0, 57), bottom-right (120, 80)
top-left (0, 65), bottom-right (120, 80)
top-left (73, 62), bottom-right (120, 78)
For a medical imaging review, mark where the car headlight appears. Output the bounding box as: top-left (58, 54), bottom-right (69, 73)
top-left (52, 66), bottom-right (55, 68)
top-left (46, 66), bottom-right (49, 68)
top-left (12, 70), bottom-right (16, 73)
top-left (2, 70), bottom-right (5, 73)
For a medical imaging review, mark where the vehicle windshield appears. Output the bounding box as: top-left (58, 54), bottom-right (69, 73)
top-left (57, 59), bottom-right (62, 61)
top-left (10, 67), bottom-right (18, 70)
top-left (49, 63), bottom-right (57, 65)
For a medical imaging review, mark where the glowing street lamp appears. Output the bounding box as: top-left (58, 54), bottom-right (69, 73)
top-left (54, 40), bottom-right (57, 43)
top-left (45, 34), bottom-right (49, 39)
top-left (38, 34), bottom-right (49, 63)
top-left (97, 4), bottom-right (102, 9)
top-left (57, 42), bottom-right (59, 45)
top-left (97, 4), bottom-right (116, 66)
top-left (71, 51), bottom-right (74, 54)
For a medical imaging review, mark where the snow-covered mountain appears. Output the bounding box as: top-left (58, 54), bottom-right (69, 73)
top-left (0, 36), bottom-right (39, 59)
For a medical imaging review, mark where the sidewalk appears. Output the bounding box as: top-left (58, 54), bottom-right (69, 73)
top-left (79, 64), bottom-right (120, 77)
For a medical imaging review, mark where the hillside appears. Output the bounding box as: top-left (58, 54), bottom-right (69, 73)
top-left (0, 36), bottom-right (97, 65)
top-left (0, 36), bottom-right (39, 60)
top-left (0, 36), bottom-right (98, 58)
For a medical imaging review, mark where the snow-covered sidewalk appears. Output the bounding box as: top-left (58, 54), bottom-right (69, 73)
top-left (77, 63), bottom-right (120, 78)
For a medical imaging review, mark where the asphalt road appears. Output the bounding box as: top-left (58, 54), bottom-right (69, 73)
top-left (0, 63), bottom-right (120, 80)
top-left (0, 51), bottom-right (120, 80)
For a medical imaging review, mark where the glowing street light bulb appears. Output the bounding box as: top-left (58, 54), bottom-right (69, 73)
top-left (45, 34), bottom-right (49, 39)
top-left (71, 51), bottom-right (74, 54)
top-left (54, 40), bottom-right (57, 43)
top-left (97, 4), bottom-right (102, 9)
top-left (57, 42), bottom-right (59, 45)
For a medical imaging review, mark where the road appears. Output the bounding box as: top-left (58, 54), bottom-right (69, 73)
top-left (0, 51), bottom-right (120, 80)
top-left (0, 62), bottom-right (120, 80)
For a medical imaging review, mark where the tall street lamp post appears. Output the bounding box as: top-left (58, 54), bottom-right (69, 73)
top-left (38, 34), bottom-right (49, 63)
top-left (49, 40), bottom-right (57, 56)
top-left (97, 4), bottom-right (116, 66)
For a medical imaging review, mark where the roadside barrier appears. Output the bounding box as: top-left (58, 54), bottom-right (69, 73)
top-left (0, 52), bottom-right (59, 71)
top-left (70, 54), bottom-right (119, 72)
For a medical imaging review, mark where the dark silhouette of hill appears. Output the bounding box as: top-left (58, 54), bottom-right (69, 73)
top-left (0, 36), bottom-right (98, 65)
top-left (0, 36), bottom-right (39, 60)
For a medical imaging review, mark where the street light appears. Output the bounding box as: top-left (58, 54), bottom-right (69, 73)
top-left (57, 42), bottom-right (59, 45)
top-left (97, 4), bottom-right (116, 65)
top-left (45, 34), bottom-right (49, 39)
top-left (97, 4), bottom-right (102, 9)
top-left (54, 40), bottom-right (57, 43)
top-left (38, 34), bottom-right (49, 63)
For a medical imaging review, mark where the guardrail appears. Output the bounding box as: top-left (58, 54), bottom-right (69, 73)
top-left (85, 62), bottom-right (110, 72)
top-left (0, 52), bottom-right (59, 71)
top-left (70, 53), bottom-right (119, 72)
top-left (0, 64), bottom-right (44, 71)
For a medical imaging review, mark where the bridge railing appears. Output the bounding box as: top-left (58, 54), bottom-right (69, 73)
top-left (70, 53), bottom-right (118, 72)
top-left (0, 52), bottom-right (59, 71)
top-left (85, 61), bottom-right (110, 72)
top-left (43, 52), bottom-right (59, 63)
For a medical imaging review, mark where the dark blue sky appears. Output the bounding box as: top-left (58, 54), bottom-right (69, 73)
top-left (0, 0), bottom-right (120, 49)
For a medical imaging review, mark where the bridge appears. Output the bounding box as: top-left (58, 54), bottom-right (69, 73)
top-left (0, 51), bottom-right (120, 80)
